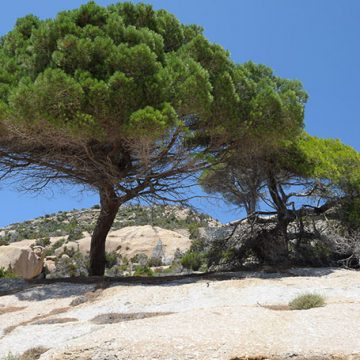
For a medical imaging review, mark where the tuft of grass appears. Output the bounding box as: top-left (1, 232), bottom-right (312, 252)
top-left (181, 251), bottom-right (203, 271)
top-left (133, 265), bottom-right (154, 277)
top-left (0, 267), bottom-right (18, 279)
top-left (288, 293), bottom-right (325, 310)
top-left (2, 346), bottom-right (48, 360)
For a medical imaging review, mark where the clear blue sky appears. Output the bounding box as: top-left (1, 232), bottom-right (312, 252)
top-left (0, 0), bottom-right (359, 226)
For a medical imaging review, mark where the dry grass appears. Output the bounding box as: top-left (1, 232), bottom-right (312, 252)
top-left (289, 293), bottom-right (325, 310)
top-left (0, 306), bottom-right (26, 315)
top-left (20, 347), bottom-right (49, 360)
top-left (91, 312), bottom-right (173, 324)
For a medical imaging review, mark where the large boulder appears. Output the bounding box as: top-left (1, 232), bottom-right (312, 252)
top-left (0, 245), bottom-right (44, 279)
top-left (76, 225), bottom-right (191, 264)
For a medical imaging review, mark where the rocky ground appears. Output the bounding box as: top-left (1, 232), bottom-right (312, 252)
top-left (1, 268), bottom-right (360, 360)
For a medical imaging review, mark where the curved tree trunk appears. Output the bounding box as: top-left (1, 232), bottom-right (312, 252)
top-left (261, 171), bottom-right (293, 264)
top-left (89, 187), bottom-right (120, 276)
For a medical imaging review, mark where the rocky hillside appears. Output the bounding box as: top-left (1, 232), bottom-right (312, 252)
top-left (0, 205), bottom-right (220, 279)
top-left (0, 205), bottom-right (219, 245)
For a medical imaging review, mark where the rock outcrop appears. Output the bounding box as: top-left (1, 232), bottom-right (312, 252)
top-left (0, 244), bottom-right (44, 279)
top-left (74, 225), bottom-right (191, 264)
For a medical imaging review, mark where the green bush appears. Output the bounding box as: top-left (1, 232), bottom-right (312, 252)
top-left (0, 238), bottom-right (9, 246)
top-left (43, 238), bottom-right (66, 256)
top-left (133, 265), bottom-right (154, 277)
top-left (289, 293), bottom-right (325, 310)
top-left (0, 267), bottom-right (18, 279)
top-left (181, 251), bottom-right (203, 271)
top-left (147, 257), bottom-right (162, 267)
top-left (188, 222), bottom-right (201, 240)
top-left (35, 237), bottom-right (51, 247)
top-left (67, 228), bottom-right (83, 241)
top-left (105, 251), bottom-right (119, 268)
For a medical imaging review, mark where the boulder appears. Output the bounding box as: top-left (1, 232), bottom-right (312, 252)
top-left (0, 245), bottom-right (44, 279)
top-left (54, 241), bottom-right (79, 256)
top-left (44, 259), bottom-right (56, 273)
top-left (76, 225), bottom-right (191, 264)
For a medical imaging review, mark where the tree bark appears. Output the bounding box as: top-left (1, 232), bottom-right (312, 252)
top-left (89, 186), bottom-right (120, 276)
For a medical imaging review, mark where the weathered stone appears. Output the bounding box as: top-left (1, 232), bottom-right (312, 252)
top-left (75, 225), bottom-right (191, 264)
top-left (0, 245), bottom-right (44, 279)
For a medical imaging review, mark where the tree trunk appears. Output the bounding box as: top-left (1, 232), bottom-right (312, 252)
top-left (258, 171), bottom-right (293, 264)
top-left (89, 187), bottom-right (120, 276)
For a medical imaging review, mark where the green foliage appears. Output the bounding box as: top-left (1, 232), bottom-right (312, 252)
top-left (288, 293), bottom-right (325, 310)
top-left (297, 134), bottom-right (360, 188)
top-left (343, 198), bottom-right (360, 228)
top-left (0, 267), bottom-right (17, 279)
top-left (0, 238), bottom-right (9, 246)
top-left (147, 257), bottom-right (162, 267)
top-left (187, 222), bottom-right (201, 240)
top-left (67, 227), bottom-right (83, 242)
top-left (181, 251), bottom-right (203, 271)
top-left (0, 1), bottom-right (231, 145)
top-left (53, 251), bottom-right (89, 277)
top-left (105, 251), bottom-right (119, 268)
top-left (34, 237), bottom-right (51, 247)
top-left (43, 238), bottom-right (66, 257)
top-left (133, 265), bottom-right (154, 277)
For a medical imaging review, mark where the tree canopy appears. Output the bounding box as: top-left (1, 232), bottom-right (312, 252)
top-left (0, 1), bottom-right (358, 273)
top-left (0, 1), bottom-right (241, 275)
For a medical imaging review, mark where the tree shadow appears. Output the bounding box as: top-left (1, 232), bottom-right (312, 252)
top-left (2, 266), bottom-right (339, 301)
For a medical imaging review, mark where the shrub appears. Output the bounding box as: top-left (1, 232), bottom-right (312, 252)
top-left (130, 253), bottom-right (148, 266)
top-left (0, 238), bottom-right (9, 246)
top-left (105, 251), bottom-right (119, 268)
top-left (188, 222), bottom-right (201, 240)
top-left (289, 293), bottom-right (325, 310)
top-left (43, 238), bottom-right (66, 256)
top-left (0, 267), bottom-right (17, 279)
top-left (181, 251), bottom-right (203, 271)
top-left (133, 265), bottom-right (154, 277)
top-left (67, 228), bottom-right (83, 241)
top-left (147, 257), bottom-right (162, 267)
top-left (51, 251), bottom-right (89, 278)
top-left (35, 237), bottom-right (51, 247)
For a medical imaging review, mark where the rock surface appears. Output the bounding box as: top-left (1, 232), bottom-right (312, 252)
top-left (0, 244), bottom-right (43, 279)
top-left (0, 268), bottom-right (360, 359)
top-left (75, 225), bottom-right (191, 263)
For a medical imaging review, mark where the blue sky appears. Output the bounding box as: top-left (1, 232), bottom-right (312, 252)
top-left (0, 0), bottom-right (359, 226)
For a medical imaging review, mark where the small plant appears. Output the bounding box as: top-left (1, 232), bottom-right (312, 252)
top-left (147, 257), bottom-right (162, 267)
top-left (188, 222), bottom-right (201, 240)
top-left (181, 251), bottom-right (203, 271)
top-left (105, 251), bottom-right (119, 268)
top-left (67, 228), bottom-right (83, 241)
top-left (35, 237), bottom-right (51, 247)
top-left (133, 265), bottom-right (154, 277)
top-left (130, 253), bottom-right (148, 266)
top-left (0, 267), bottom-right (18, 279)
top-left (43, 238), bottom-right (66, 257)
top-left (0, 238), bottom-right (9, 246)
top-left (289, 293), bottom-right (325, 310)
